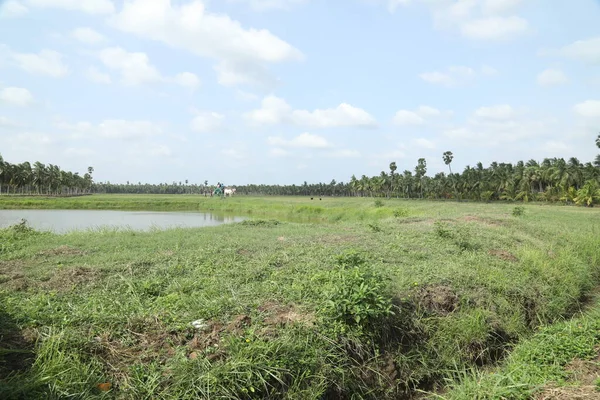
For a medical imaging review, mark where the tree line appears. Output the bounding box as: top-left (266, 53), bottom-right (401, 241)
top-left (2, 134), bottom-right (600, 205)
top-left (0, 154), bottom-right (94, 195)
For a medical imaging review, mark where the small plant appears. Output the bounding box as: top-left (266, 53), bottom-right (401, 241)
top-left (323, 251), bottom-right (393, 333)
top-left (434, 221), bottom-right (453, 239)
top-left (335, 249), bottom-right (366, 268)
top-left (374, 199), bottom-right (384, 208)
top-left (512, 206), bottom-right (525, 217)
top-left (368, 223), bottom-right (382, 233)
top-left (393, 208), bottom-right (409, 218)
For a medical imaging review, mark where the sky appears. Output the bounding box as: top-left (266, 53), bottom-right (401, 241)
top-left (0, 0), bottom-right (599, 185)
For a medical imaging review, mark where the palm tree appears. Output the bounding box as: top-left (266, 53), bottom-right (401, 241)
top-left (443, 151), bottom-right (454, 174)
top-left (0, 153), bottom-right (5, 195)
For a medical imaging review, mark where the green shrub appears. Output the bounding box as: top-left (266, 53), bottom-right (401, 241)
top-left (322, 251), bottom-right (393, 334)
top-left (393, 208), bottom-right (410, 218)
top-left (374, 200), bottom-right (384, 208)
top-left (513, 206), bottom-right (525, 217)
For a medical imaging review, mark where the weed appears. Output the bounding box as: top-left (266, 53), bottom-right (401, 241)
top-left (322, 251), bottom-right (393, 334)
top-left (240, 219), bottom-right (281, 227)
top-left (393, 208), bottom-right (410, 218)
top-left (434, 221), bottom-right (453, 239)
top-left (512, 206), bottom-right (525, 217)
top-left (374, 200), bottom-right (385, 208)
top-left (368, 223), bottom-right (382, 233)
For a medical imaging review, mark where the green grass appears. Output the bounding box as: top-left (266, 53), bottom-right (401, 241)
top-left (438, 296), bottom-right (600, 399)
top-left (1, 196), bottom-right (600, 399)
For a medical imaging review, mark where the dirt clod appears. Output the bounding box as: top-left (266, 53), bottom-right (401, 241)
top-left (415, 285), bottom-right (459, 315)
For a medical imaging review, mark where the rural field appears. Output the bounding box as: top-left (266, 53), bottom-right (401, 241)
top-left (1, 195), bottom-right (600, 399)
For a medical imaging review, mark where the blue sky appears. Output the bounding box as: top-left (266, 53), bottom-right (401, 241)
top-left (0, 0), bottom-right (599, 185)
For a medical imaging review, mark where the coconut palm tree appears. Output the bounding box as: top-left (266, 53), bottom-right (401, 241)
top-left (443, 151), bottom-right (454, 174)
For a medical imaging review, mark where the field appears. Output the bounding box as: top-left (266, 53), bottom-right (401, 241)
top-left (1, 195), bottom-right (600, 399)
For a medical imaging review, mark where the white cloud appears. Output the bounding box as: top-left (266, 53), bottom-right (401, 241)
top-left (222, 148), bottom-right (245, 160)
top-left (388, 0), bottom-right (411, 13)
top-left (413, 138), bottom-right (436, 149)
top-left (390, 0), bottom-right (529, 41)
top-left (98, 47), bottom-right (162, 85)
top-left (0, 1), bottom-right (28, 18)
top-left (244, 95), bottom-right (291, 125)
top-left (0, 116), bottom-right (20, 128)
top-left (235, 90), bottom-right (260, 102)
top-left (71, 27), bottom-right (106, 44)
top-left (292, 103), bottom-right (377, 128)
top-left (12, 49), bottom-right (69, 77)
top-left (392, 105), bottom-right (451, 125)
top-left (419, 66), bottom-right (477, 87)
top-left (267, 132), bottom-right (332, 148)
top-left (542, 140), bottom-right (572, 154)
top-left (213, 59), bottom-right (277, 88)
top-left (392, 110), bottom-right (424, 125)
top-left (190, 112), bottom-right (224, 132)
top-left (481, 0), bottom-right (524, 15)
top-left (85, 66), bottom-right (112, 84)
top-left (269, 147), bottom-right (290, 157)
top-left (64, 147), bottom-right (95, 157)
top-left (97, 47), bottom-right (205, 88)
top-left (481, 65), bottom-right (498, 76)
top-left (0, 87), bottom-right (34, 106)
top-left (544, 37), bottom-right (600, 65)
top-left (474, 105), bottom-right (516, 120)
top-left (460, 16), bottom-right (529, 40)
top-left (536, 69), bottom-right (568, 87)
top-left (416, 105), bottom-right (443, 117)
top-left (230, 0), bottom-right (307, 11)
top-left (25, 0), bottom-right (115, 15)
top-left (443, 105), bottom-right (553, 147)
top-left (326, 149), bottom-right (361, 158)
top-left (573, 100), bottom-right (600, 119)
top-left (173, 72), bottom-right (201, 89)
top-left (147, 144), bottom-right (172, 157)
top-left (245, 95), bottom-right (377, 128)
top-left (109, 0), bottom-right (303, 87)
top-left (98, 120), bottom-right (162, 140)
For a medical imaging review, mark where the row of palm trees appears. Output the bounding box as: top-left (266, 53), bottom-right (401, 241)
top-left (93, 180), bottom-right (214, 195)
top-left (0, 154), bottom-right (94, 195)
top-left (3, 134), bottom-right (599, 205)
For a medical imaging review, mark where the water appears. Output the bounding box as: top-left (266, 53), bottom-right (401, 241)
top-left (0, 209), bottom-right (245, 233)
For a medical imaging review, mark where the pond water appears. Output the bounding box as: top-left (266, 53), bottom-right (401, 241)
top-left (0, 209), bottom-right (245, 233)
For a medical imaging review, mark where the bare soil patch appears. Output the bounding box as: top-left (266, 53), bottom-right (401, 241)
top-left (536, 353), bottom-right (600, 399)
top-left (0, 322), bottom-right (36, 380)
top-left (488, 249), bottom-right (519, 262)
top-left (258, 301), bottom-right (315, 328)
top-left (459, 215), bottom-right (504, 226)
top-left (536, 386), bottom-right (600, 399)
top-left (414, 284), bottom-right (459, 315)
top-left (40, 267), bottom-right (101, 291)
top-left (38, 245), bottom-right (86, 257)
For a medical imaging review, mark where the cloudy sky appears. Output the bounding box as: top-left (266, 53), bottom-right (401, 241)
top-left (0, 0), bottom-right (599, 185)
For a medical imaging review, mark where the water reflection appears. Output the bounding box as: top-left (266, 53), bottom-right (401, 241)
top-left (0, 209), bottom-right (245, 233)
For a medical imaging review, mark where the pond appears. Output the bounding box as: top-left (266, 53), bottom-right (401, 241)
top-left (0, 209), bottom-right (245, 233)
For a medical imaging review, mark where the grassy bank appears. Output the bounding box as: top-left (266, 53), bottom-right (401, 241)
top-left (1, 197), bottom-right (600, 399)
top-left (440, 295), bottom-right (600, 399)
top-left (0, 194), bottom-right (545, 222)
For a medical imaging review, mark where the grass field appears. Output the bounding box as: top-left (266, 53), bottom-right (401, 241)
top-left (1, 195), bottom-right (600, 399)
